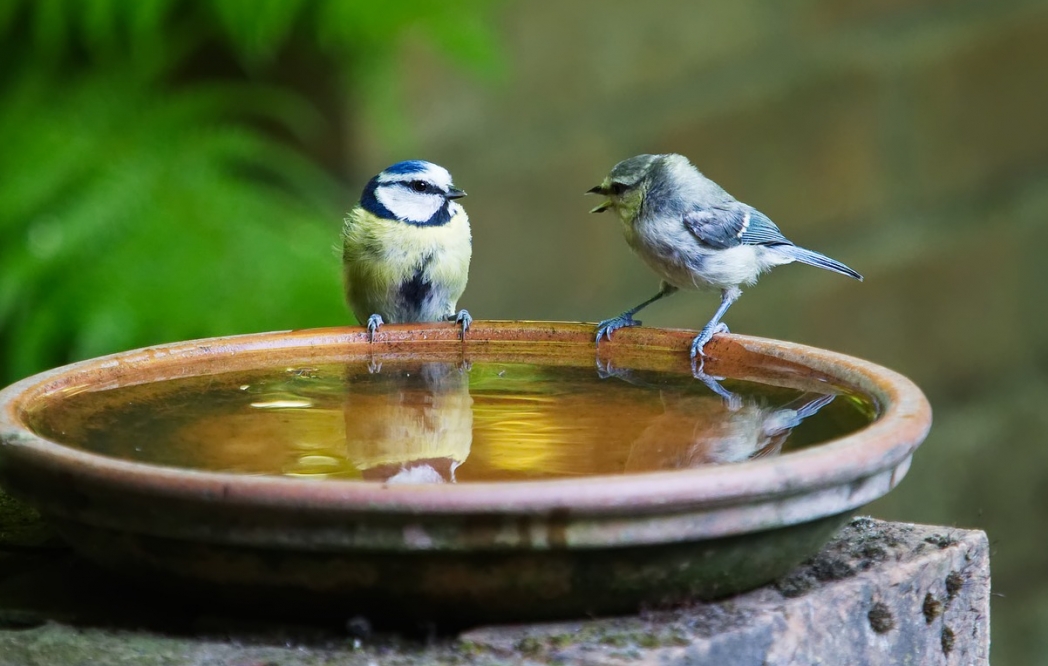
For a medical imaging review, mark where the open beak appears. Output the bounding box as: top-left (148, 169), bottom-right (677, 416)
top-left (446, 187), bottom-right (466, 199)
top-left (586, 185), bottom-right (612, 213)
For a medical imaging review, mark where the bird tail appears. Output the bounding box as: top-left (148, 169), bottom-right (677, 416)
top-left (790, 393), bottom-right (837, 421)
top-left (773, 245), bottom-right (863, 281)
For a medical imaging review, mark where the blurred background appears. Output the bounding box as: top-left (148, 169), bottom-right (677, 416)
top-left (1, 1), bottom-right (1046, 662)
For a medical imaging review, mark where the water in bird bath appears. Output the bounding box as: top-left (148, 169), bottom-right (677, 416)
top-left (23, 360), bottom-right (875, 483)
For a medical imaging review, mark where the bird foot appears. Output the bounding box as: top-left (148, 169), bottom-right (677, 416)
top-left (595, 313), bottom-right (641, 344)
top-left (450, 309), bottom-right (472, 340)
top-left (690, 359), bottom-right (742, 411)
top-left (596, 356), bottom-right (639, 383)
top-left (595, 356), bottom-right (617, 380)
top-left (366, 314), bottom-right (385, 343)
top-left (689, 322), bottom-right (730, 359)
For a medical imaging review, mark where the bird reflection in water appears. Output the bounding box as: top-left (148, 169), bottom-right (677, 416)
top-left (171, 359), bottom-right (835, 481)
top-left (50, 352), bottom-right (859, 480)
top-left (597, 359), bottom-right (836, 469)
top-left (342, 362), bottom-right (473, 484)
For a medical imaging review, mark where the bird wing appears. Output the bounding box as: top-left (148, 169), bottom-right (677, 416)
top-left (683, 205), bottom-right (791, 249)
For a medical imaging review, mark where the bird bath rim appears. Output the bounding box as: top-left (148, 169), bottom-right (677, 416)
top-left (0, 321), bottom-right (931, 550)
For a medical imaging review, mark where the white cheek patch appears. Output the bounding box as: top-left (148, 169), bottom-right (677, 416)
top-left (376, 186), bottom-right (444, 223)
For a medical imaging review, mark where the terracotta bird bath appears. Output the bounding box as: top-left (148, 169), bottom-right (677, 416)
top-left (0, 322), bottom-right (930, 625)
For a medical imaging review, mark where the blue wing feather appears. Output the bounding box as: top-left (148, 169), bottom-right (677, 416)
top-left (739, 209), bottom-right (790, 245)
top-left (682, 204), bottom-right (863, 280)
top-left (683, 205), bottom-right (790, 249)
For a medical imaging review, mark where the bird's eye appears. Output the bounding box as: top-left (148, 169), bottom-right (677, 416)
top-left (610, 182), bottom-right (628, 196)
top-left (410, 180), bottom-right (428, 193)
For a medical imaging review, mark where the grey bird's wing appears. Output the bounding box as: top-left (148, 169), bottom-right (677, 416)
top-left (683, 205), bottom-right (791, 249)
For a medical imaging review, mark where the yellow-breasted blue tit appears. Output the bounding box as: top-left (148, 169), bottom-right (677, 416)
top-left (342, 160), bottom-right (472, 341)
top-left (587, 154), bottom-right (862, 359)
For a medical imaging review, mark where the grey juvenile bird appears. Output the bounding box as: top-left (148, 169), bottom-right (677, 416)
top-left (588, 154), bottom-right (862, 358)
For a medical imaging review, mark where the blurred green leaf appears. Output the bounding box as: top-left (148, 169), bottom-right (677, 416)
top-left (211, 0), bottom-right (306, 67)
top-left (80, 0), bottom-right (120, 58)
top-left (313, 0), bottom-right (504, 148)
top-left (32, 0), bottom-right (68, 60)
top-left (426, 3), bottom-right (505, 78)
top-left (0, 0), bottom-right (22, 38)
top-left (0, 71), bottom-right (346, 381)
top-left (0, 0), bottom-right (505, 383)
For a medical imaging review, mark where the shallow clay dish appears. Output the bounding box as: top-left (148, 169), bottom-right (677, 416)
top-left (0, 322), bottom-right (931, 624)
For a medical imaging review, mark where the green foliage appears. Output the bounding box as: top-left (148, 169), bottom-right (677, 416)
top-left (0, 0), bottom-right (503, 383)
top-left (0, 71), bottom-right (344, 380)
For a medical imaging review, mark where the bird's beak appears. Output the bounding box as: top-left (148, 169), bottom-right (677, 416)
top-left (446, 188), bottom-right (466, 199)
top-left (586, 185), bottom-right (612, 213)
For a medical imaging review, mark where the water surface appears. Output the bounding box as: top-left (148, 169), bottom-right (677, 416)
top-left (26, 361), bottom-right (876, 482)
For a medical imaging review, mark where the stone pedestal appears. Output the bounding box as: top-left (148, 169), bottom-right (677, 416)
top-left (464, 517), bottom-right (989, 665)
top-left (0, 516), bottom-right (989, 665)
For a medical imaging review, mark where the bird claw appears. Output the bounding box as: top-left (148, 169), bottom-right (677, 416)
top-left (596, 356), bottom-right (638, 383)
top-left (690, 357), bottom-right (743, 410)
top-left (366, 314), bottom-right (385, 343)
top-left (690, 353), bottom-right (706, 375)
top-left (689, 322), bottom-right (729, 359)
top-left (595, 314), bottom-right (641, 344)
top-left (453, 309), bottom-right (472, 340)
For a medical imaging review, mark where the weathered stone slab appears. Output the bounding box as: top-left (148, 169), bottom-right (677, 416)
top-left (0, 517), bottom-right (989, 666)
top-left (463, 518), bottom-right (990, 665)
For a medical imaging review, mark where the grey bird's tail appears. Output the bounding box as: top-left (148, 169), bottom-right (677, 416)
top-left (774, 245), bottom-right (863, 281)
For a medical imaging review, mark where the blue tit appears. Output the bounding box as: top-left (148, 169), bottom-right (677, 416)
top-left (342, 160), bottom-right (472, 341)
top-left (587, 153), bottom-right (862, 358)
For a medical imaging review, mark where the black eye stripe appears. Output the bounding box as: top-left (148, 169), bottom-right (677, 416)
top-left (397, 179), bottom-right (446, 194)
top-left (610, 182), bottom-right (628, 195)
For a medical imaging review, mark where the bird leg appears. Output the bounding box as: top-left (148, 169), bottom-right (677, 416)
top-left (689, 286), bottom-right (740, 359)
top-left (366, 313), bottom-right (385, 343)
top-left (690, 359), bottom-right (743, 411)
top-left (596, 282), bottom-right (678, 344)
top-left (366, 354), bottom-right (383, 374)
top-left (447, 309), bottom-right (472, 340)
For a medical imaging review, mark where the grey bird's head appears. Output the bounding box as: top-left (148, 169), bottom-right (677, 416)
top-left (587, 153), bottom-right (696, 220)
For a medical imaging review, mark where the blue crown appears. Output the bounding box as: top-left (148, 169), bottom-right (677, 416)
top-left (381, 160), bottom-right (433, 176)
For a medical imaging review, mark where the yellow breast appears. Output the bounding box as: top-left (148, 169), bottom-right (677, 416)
top-left (341, 207), bottom-right (472, 321)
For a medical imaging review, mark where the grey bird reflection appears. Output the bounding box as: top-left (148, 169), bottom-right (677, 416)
top-left (597, 360), bottom-right (835, 468)
top-left (343, 362), bottom-right (473, 484)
